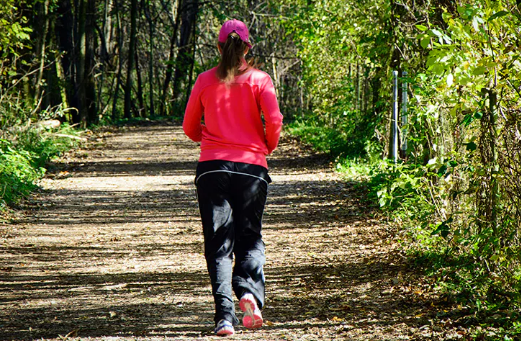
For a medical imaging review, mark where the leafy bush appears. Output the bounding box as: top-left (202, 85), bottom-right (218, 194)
top-left (0, 123), bottom-right (82, 211)
top-left (0, 139), bottom-right (43, 207)
top-left (13, 123), bottom-right (81, 168)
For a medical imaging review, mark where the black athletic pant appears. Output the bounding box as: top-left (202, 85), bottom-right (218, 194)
top-left (195, 160), bottom-right (270, 325)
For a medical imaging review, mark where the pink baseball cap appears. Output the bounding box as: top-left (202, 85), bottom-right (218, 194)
top-left (218, 19), bottom-right (252, 48)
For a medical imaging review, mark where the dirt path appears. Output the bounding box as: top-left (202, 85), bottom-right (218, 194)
top-left (1, 123), bottom-right (453, 340)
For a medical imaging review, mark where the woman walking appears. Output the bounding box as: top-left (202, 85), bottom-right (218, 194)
top-left (183, 19), bottom-right (283, 336)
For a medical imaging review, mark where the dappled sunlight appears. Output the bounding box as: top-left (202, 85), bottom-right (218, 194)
top-left (1, 125), bottom-right (432, 340)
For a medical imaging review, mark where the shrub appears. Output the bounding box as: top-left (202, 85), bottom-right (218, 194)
top-left (0, 123), bottom-right (82, 212)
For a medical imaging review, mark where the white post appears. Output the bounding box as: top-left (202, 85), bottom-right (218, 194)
top-left (392, 70), bottom-right (398, 163)
top-left (401, 71), bottom-right (408, 155)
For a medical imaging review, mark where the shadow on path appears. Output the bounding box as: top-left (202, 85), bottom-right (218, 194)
top-left (0, 124), bottom-right (431, 340)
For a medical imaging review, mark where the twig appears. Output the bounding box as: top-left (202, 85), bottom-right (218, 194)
top-left (58, 329), bottom-right (78, 340)
top-left (52, 133), bottom-right (87, 141)
top-left (506, 79), bottom-right (521, 99)
top-left (0, 60), bottom-right (57, 105)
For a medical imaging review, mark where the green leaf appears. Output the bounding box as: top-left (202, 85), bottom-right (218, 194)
top-left (431, 63), bottom-right (445, 75)
top-left (420, 37), bottom-right (430, 49)
top-left (416, 24), bottom-right (428, 31)
top-left (488, 11), bottom-right (509, 22)
top-left (472, 66), bottom-right (487, 75)
top-left (490, 254), bottom-right (500, 261)
top-left (466, 142), bottom-right (477, 151)
top-left (437, 164), bottom-right (448, 177)
top-left (431, 217), bottom-right (453, 238)
top-left (461, 114), bottom-right (473, 126)
top-left (430, 29), bottom-right (443, 37)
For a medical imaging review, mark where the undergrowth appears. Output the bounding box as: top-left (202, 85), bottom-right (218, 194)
top-left (287, 120), bottom-right (521, 340)
top-left (0, 123), bottom-right (82, 219)
top-left (362, 161), bottom-right (521, 340)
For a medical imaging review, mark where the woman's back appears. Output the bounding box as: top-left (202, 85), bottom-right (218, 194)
top-left (183, 66), bottom-right (282, 168)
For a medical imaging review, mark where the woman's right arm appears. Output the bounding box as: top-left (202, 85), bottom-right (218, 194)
top-left (259, 76), bottom-right (283, 154)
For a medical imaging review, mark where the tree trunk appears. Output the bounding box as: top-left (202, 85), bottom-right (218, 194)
top-left (160, 0), bottom-right (181, 116)
top-left (387, 0), bottom-right (402, 159)
top-left (135, 49), bottom-right (145, 117)
top-left (103, 0), bottom-right (114, 55)
top-left (76, 0), bottom-right (88, 127)
top-left (184, 12), bottom-right (197, 107)
top-left (355, 62), bottom-right (360, 112)
top-left (97, 0), bottom-right (112, 115)
top-left (56, 0), bottom-right (77, 123)
top-left (124, 0), bottom-right (139, 119)
top-left (112, 0), bottom-right (124, 121)
top-left (34, 0), bottom-right (50, 109)
top-left (54, 51), bottom-right (70, 110)
top-left (172, 0), bottom-right (199, 105)
top-left (85, 0), bottom-right (98, 125)
top-left (46, 16), bottom-right (66, 112)
top-left (371, 68), bottom-right (382, 117)
top-left (143, 0), bottom-right (155, 117)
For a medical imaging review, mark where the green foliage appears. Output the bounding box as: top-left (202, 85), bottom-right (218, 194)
top-left (281, 0), bottom-right (390, 155)
top-left (283, 0), bottom-right (521, 336)
top-left (0, 0), bottom-right (32, 58)
top-left (288, 118), bottom-right (360, 157)
top-left (406, 0), bottom-right (521, 304)
top-left (17, 123), bottom-right (80, 167)
top-left (0, 139), bottom-right (43, 207)
top-left (0, 123), bottom-right (82, 211)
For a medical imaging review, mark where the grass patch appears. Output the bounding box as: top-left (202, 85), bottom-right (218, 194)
top-left (0, 122), bottom-right (83, 218)
top-left (287, 118), bottom-right (373, 158)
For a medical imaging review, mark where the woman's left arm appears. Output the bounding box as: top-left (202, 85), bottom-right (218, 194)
top-left (183, 77), bottom-right (204, 142)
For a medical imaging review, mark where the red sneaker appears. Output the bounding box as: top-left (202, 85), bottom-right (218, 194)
top-left (239, 293), bottom-right (263, 329)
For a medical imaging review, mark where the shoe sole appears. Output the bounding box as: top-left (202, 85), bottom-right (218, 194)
top-left (216, 328), bottom-right (234, 336)
top-left (240, 297), bottom-right (263, 329)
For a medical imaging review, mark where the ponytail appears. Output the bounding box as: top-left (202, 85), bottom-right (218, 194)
top-left (216, 32), bottom-right (251, 84)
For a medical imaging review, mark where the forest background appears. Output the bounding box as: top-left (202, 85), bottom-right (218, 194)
top-left (1, 0), bottom-right (520, 338)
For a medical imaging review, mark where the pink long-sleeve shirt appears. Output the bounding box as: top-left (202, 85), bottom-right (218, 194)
top-left (183, 66), bottom-right (283, 169)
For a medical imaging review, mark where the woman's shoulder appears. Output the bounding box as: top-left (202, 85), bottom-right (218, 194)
top-left (198, 67), bottom-right (218, 80)
top-left (193, 67), bottom-right (220, 90)
top-left (249, 68), bottom-right (271, 78)
top-left (243, 68), bottom-right (272, 84)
